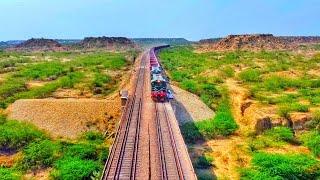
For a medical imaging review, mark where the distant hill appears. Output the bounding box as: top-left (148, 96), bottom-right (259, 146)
top-left (198, 38), bottom-right (222, 44)
top-left (198, 34), bottom-right (293, 51)
top-left (132, 38), bottom-right (190, 47)
top-left (75, 36), bottom-right (136, 50)
top-left (0, 40), bottom-right (24, 49)
top-left (56, 39), bottom-right (81, 45)
top-left (279, 36), bottom-right (320, 44)
top-left (10, 38), bottom-right (64, 51)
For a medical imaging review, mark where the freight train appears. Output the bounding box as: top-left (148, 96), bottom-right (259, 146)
top-left (149, 46), bottom-right (173, 102)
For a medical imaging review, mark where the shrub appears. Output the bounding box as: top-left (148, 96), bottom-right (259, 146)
top-left (63, 143), bottom-right (98, 160)
top-left (2, 72), bottom-right (84, 108)
top-left (0, 120), bottom-right (46, 150)
top-left (0, 78), bottom-right (26, 99)
top-left (249, 127), bottom-right (295, 151)
top-left (221, 66), bottom-right (235, 77)
top-left (180, 79), bottom-right (198, 94)
top-left (171, 71), bottom-right (190, 82)
top-left (241, 153), bottom-right (320, 179)
top-left (82, 131), bottom-right (105, 143)
top-left (92, 73), bottom-right (111, 88)
top-left (74, 53), bottom-right (126, 70)
top-left (0, 168), bottom-right (21, 180)
top-left (17, 140), bottom-right (59, 171)
top-left (309, 110), bottom-right (320, 129)
top-left (51, 157), bottom-right (100, 180)
top-left (239, 69), bottom-right (261, 82)
top-left (263, 76), bottom-right (288, 92)
top-left (0, 114), bottom-right (6, 125)
top-left (278, 103), bottom-right (309, 118)
top-left (194, 155), bottom-right (214, 169)
top-left (300, 131), bottom-right (320, 157)
top-left (194, 96), bottom-right (238, 139)
top-left (211, 105), bottom-right (238, 136)
top-left (264, 127), bottom-right (294, 142)
top-left (19, 62), bottom-right (66, 80)
top-left (180, 122), bottom-right (203, 143)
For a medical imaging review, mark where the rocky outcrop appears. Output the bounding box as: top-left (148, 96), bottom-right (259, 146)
top-left (202, 34), bottom-right (293, 51)
top-left (12, 38), bottom-right (63, 51)
top-left (280, 36), bottom-right (320, 44)
top-left (289, 112), bottom-right (313, 131)
top-left (76, 36), bottom-right (136, 50)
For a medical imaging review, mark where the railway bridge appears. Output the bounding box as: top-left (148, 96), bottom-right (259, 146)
top-left (101, 48), bottom-right (197, 180)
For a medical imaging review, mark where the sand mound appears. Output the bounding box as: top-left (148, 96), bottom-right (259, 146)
top-left (6, 99), bottom-right (121, 139)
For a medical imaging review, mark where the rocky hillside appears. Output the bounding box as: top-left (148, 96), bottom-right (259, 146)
top-left (133, 38), bottom-right (190, 47)
top-left (280, 36), bottom-right (320, 44)
top-left (76, 36), bottom-right (136, 50)
top-left (200, 34), bottom-right (293, 51)
top-left (12, 38), bottom-right (63, 51)
top-left (198, 38), bottom-right (222, 44)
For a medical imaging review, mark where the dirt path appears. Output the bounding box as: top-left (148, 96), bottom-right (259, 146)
top-left (205, 79), bottom-right (252, 179)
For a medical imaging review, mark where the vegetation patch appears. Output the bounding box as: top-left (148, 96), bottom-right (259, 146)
top-left (300, 131), bottom-right (320, 157)
top-left (249, 127), bottom-right (294, 151)
top-left (240, 152), bottom-right (320, 179)
top-left (0, 120), bottom-right (46, 151)
top-left (16, 140), bottom-right (59, 171)
top-left (238, 69), bottom-right (261, 82)
top-left (50, 157), bottom-right (100, 180)
top-left (0, 168), bottom-right (21, 180)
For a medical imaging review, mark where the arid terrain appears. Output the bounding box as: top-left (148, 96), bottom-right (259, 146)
top-left (0, 37), bottom-right (138, 179)
top-left (159, 34), bottom-right (320, 179)
top-left (1, 35), bottom-right (320, 179)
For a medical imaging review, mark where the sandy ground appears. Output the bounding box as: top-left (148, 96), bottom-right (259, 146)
top-left (6, 98), bottom-right (121, 139)
top-left (207, 136), bottom-right (250, 180)
top-left (170, 85), bottom-right (214, 124)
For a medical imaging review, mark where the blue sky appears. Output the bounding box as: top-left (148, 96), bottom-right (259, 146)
top-left (0, 0), bottom-right (319, 41)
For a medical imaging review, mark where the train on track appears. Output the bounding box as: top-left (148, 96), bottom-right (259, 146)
top-left (149, 46), bottom-right (173, 102)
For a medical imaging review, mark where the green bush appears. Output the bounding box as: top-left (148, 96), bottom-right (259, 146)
top-left (0, 114), bottom-right (6, 125)
top-left (0, 120), bottom-right (46, 150)
top-left (309, 110), bottom-right (320, 129)
top-left (300, 131), bottom-right (320, 157)
top-left (278, 103), bottom-right (309, 118)
top-left (180, 122), bottom-right (203, 143)
top-left (249, 127), bottom-right (294, 151)
top-left (171, 71), bottom-right (190, 82)
top-left (2, 72), bottom-right (84, 108)
top-left (264, 127), bottom-right (294, 142)
top-left (92, 73), bottom-right (111, 88)
top-left (0, 168), bottom-right (21, 180)
top-left (193, 97), bottom-right (238, 140)
top-left (63, 143), bottom-right (98, 160)
top-left (241, 153), bottom-right (320, 179)
top-left (17, 140), bottom-right (59, 171)
top-left (51, 157), bottom-right (100, 180)
top-left (211, 103), bottom-right (238, 136)
top-left (194, 155), bottom-right (214, 169)
top-left (82, 131), bottom-right (105, 143)
top-left (221, 66), bottom-right (235, 77)
top-left (19, 62), bottom-right (66, 80)
top-left (0, 78), bottom-right (26, 99)
top-left (74, 53), bottom-right (126, 70)
top-left (180, 79), bottom-right (198, 94)
top-left (239, 69), bottom-right (261, 82)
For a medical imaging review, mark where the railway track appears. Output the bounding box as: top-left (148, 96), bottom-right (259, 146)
top-left (156, 102), bottom-right (184, 179)
top-left (101, 49), bottom-right (196, 180)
